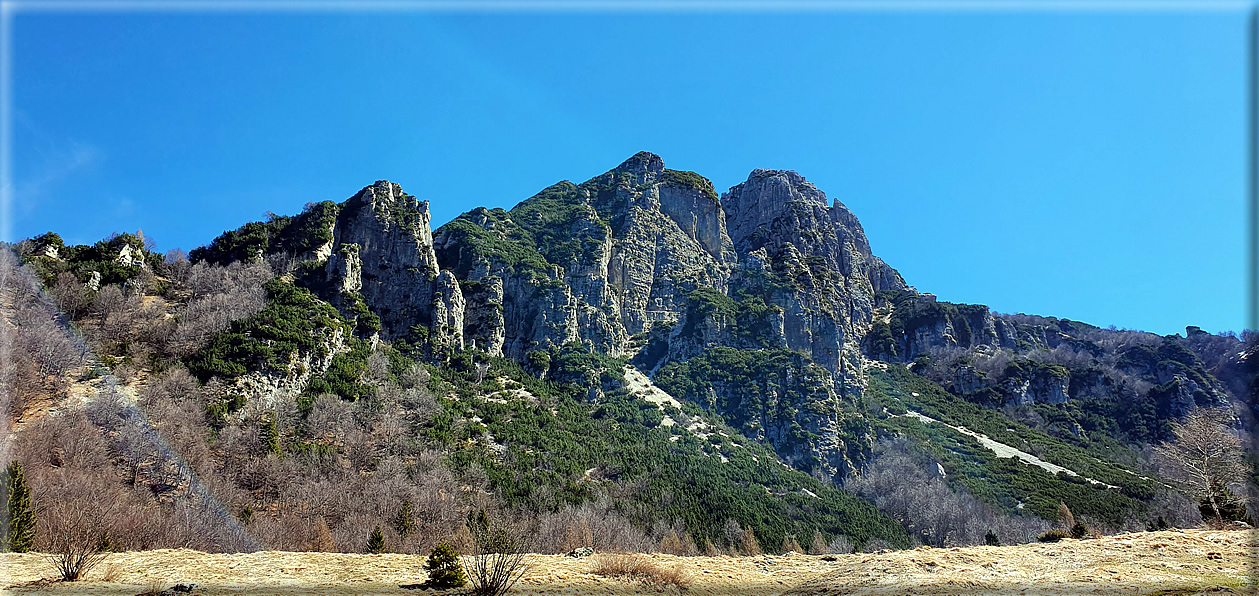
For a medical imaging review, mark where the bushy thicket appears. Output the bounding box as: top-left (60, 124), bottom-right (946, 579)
top-left (845, 438), bottom-right (1049, 547)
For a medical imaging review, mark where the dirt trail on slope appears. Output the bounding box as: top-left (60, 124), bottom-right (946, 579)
top-left (1, 529), bottom-right (1252, 595)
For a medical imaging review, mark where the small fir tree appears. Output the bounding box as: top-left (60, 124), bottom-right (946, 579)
top-left (424, 542), bottom-right (467, 588)
top-left (260, 415), bottom-right (281, 456)
top-left (2, 461), bottom-right (36, 553)
top-left (984, 530), bottom-right (1000, 546)
top-left (366, 525), bottom-right (388, 554)
top-left (394, 500), bottom-right (416, 538)
top-left (1069, 522), bottom-right (1090, 539)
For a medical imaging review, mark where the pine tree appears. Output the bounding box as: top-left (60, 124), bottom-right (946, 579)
top-left (366, 525), bottom-right (388, 554)
top-left (2, 461), bottom-right (35, 553)
top-left (394, 500), bottom-right (416, 538)
top-left (984, 530), bottom-right (1000, 546)
top-left (260, 415), bottom-right (280, 456)
top-left (424, 542), bottom-right (467, 588)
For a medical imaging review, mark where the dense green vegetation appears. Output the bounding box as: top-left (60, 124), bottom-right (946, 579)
top-left (876, 290), bottom-right (990, 355)
top-left (508, 182), bottom-right (611, 268)
top-left (865, 365), bottom-right (1153, 525)
top-left (661, 169), bottom-right (720, 202)
top-left (190, 201), bottom-right (340, 265)
top-left (654, 346), bottom-right (871, 474)
top-left (434, 208), bottom-right (552, 280)
top-left (426, 351), bottom-right (910, 552)
top-left (187, 278), bottom-right (352, 380)
top-left (24, 232), bottom-right (164, 287)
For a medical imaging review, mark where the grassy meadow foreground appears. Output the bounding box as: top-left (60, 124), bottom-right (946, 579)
top-left (1, 529), bottom-right (1252, 595)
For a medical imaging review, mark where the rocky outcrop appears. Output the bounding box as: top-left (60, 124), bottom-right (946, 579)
top-left (234, 325), bottom-right (348, 409)
top-left (722, 169), bottom-right (905, 376)
top-left (434, 153), bottom-right (738, 360)
top-left (1004, 372), bottom-right (1070, 405)
top-left (323, 181), bottom-right (462, 351)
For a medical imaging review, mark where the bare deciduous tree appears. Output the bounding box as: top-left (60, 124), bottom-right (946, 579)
top-left (1155, 407), bottom-right (1249, 523)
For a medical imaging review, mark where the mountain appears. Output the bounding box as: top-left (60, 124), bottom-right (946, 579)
top-left (6, 152), bottom-right (1254, 556)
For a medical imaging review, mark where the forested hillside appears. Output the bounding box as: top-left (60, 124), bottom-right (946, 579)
top-left (2, 153), bottom-right (1253, 562)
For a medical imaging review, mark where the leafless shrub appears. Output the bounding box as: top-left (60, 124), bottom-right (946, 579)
top-left (534, 499), bottom-right (654, 554)
top-left (141, 367), bottom-right (201, 404)
top-left (1155, 407), bottom-right (1249, 522)
top-left (164, 263), bottom-right (269, 356)
top-left (311, 516), bottom-right (337, 552)
top-left (1028, 344), bottom-right (1096, 370)
top-left (466, 508), bottom-right (529, 596)
top-left (44, 529), bottom-right (110, 581)
top-left (303, 394), bottom-right (355, 441)
top-left (826, 535), bottom-right (853, 554)
top-left (37, 470), bottom-right (118, 581)
top-left (16, 409), bottom-right (112, 473)
top-left (398, 362), bottom-right (431, 390)
top-left (656, 529), bottom-right (699, 556)
top-left (970, 349), bottom-right (1013, 380)
top-left (247, 509), bottom-right (313, 552)
top-left (591, 553), bottom-right (691, 590)
top-left (847, 438), bottom-right (1048, 547)
top-left (740, 528), bottom-right (762, 555)
top-left (51, 272), bottom-right (91, 319)
top-left (861, 538), bottom-right (897, 553)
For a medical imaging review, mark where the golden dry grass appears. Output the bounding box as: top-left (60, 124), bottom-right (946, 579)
top-left (591, 552), bottom-right (692, 591)
top-left (0, 528), bottom-right (1251, 595)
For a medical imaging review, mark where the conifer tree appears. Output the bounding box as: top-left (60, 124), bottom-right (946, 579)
top-left (2, 461), bottom-right (35, 553)
top-left (260, 415), bottom-right (280, 456)
top-left (424, 542), bottom-right (467, 588)
top-left (394, 500), bottom-right (416, 537)
top-left (366, 525), bottom-right (388, 554)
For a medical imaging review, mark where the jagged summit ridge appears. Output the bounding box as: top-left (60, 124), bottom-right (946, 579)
top-left (192, 153), bottom-right (913, 482)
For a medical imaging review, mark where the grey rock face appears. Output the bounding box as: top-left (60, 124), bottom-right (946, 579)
top-left (323, 181), bottom-right (462, 350)
top-left (1004, 372), bottom-right (1070, 405)
top-left (303, 157), bottom-right (911, 484)
top-left (596, 154), bottom-right (736, 341)
top-left (722, 169), bottom-right (905, 375)
top-left (434, 153), bottom-right (738, 360)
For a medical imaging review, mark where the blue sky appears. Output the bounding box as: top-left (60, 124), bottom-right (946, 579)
top-left (6, 5), bottom-right (1251, 335)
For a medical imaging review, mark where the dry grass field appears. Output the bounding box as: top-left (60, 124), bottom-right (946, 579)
top-left (0, 529), bottom-right (1252, 595)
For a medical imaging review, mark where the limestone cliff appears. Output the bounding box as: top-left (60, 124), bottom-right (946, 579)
top-left (322, 180), bottom-right (463, 353)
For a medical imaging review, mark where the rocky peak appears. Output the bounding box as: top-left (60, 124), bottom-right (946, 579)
top-left (334, 180), bottom-right (438, 275)
top-left (324, 180), bottom-right (458, 348)
top-left (612, 151), bottom-right (666, 185)
top-left (722, 169), bottom-right (834, 254)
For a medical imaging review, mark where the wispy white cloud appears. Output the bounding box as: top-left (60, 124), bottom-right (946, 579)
top-left (7, 112), bottom-right (104, 226)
